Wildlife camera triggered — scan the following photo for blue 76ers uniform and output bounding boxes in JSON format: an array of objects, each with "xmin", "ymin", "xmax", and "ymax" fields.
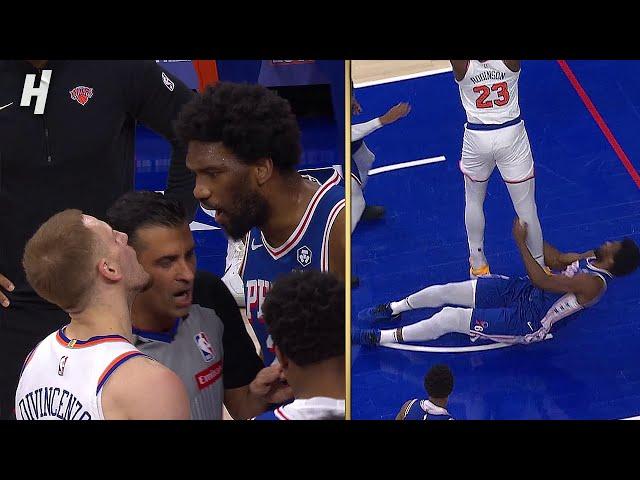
[
  {"xmin": 470, "ymin": 258, "xmax": 611, "ymax": 344},
  {"xmin": 240, "ymin": 167, "xmax": 345, "ymax": 365},
  {"xmin": 401, "ymin": 399, "xmax": 454, "ymax": 420}
]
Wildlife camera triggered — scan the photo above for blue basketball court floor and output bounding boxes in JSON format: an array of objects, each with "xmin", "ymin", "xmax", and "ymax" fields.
[{"xmin": 351, "ymin": 60, "xmax": 640, "ymax": 420}]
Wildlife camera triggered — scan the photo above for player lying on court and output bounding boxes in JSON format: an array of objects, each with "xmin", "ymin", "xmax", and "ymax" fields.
[{"xmin": 354, "ymin": 219, "xmax": 640, "ymax": 347}]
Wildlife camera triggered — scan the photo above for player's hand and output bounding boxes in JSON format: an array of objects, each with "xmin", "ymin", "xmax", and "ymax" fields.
[
  {"xmin": 512, "ymin": 218, "xmax": 528, "ymax": 244},
  {"xmin": 352, "ymin": 95, "xmax": 362, "ymax": 115},
  {"xmin": 380, "ymin": 102, "xmax": 411, "ymax": 125},
  {"xmin": 0, "ymin": 273, "xmax": 14, "ymax": 308},
  {"xmin": 249, "ymin": 365, "xmax": 294, "ymax": 405}
]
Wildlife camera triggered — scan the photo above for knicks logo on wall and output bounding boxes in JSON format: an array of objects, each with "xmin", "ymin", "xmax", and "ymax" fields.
[
  {"xmin": 297, "ymin": 246, "xmax": 312, "ymax": 267},
  {"xmin": 69, "ymin": 86, "xmax": 94, "ymax": 106},
  {"xmin": 194, "ymin": 332, "xmax": 216, "ymax": 363}
]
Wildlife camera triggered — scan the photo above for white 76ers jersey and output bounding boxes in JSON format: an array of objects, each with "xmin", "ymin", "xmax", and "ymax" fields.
[
  {"xmin": 457, "ymin": 60, "xmax": 521, "ymax": 124},
  {"xmin": 15, "ymin": 328, "xmax": 146, "ymax": 420}
]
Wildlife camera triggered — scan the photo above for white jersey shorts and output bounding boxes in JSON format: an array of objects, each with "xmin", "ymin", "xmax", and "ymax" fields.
[{"xmin": 460, "ymin": 120, "xmax": 534, "ymax": 183}]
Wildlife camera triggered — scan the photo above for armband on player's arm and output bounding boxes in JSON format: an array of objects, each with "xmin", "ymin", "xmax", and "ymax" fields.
[{"xmin": 351, "ymin": 118, "xmax": 383, "ymax": 142}]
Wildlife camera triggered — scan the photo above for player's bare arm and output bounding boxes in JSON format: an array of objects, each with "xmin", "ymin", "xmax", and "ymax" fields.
[
  {"xmin": 379, "ymin": 103, "xmax": 412, "ymax": 125},
  {"xmin": 503, "ymin": 60, "xmax": 521, "ymax": 72},
  {"xmin": 513, "ymin": 219, "xmax": 603, "ymax": 303},
  {"xmin": 101, "ymin": 356, "xmax": 191, "ymax": 420},
  {"xmin": 450, "ymin": 60, "xmax": 470, "ymax": 81},
  {"xmin": 329, "ymin": 209, "xmax": 346, "ymax": 281},
  {"xmin": 543, "ymin": 242, "xmax": 592, "ymax": 271}
]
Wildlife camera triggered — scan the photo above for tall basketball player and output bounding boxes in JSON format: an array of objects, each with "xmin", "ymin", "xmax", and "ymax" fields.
[
  {"xmin": 175, "ymin": 82, "xmax": 345, "ymax": 366},
  {"xmin": 16, "ymin": 210, "xmax": 190, "ymax": 420},
  {"xmin": 451, "ymin": 60, "xmax": 546, "ymax": 277}
]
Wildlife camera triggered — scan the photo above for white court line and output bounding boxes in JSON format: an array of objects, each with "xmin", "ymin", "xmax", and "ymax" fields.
[
  {"xmin": 381, "ymin": 334, "xmax": 553, "ymax": 353},
  {"xmin": 368, "ymin": 156, "xmax": 446, "ymax": 176},
  {"xmin": 354, "ymin": 66, "xmax": 453, "ymax": 89},
  {"xmin": 621, "ymin": 415, "xmax": 640, "ymax": 420}
]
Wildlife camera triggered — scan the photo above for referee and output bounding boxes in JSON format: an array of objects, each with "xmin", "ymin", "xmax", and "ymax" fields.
[{"xmin": 0, "ymin": 60, "xmax": 197, "ymax": 419}]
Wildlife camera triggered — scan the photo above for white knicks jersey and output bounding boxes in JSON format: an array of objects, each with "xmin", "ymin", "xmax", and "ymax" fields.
[
  {"xmin": 457, "ymin": 60, "xmax": 521, "ymax": 124},
  {"xmin": 15, "ymin": 328, "xmax": 147, "ymax": 420}
]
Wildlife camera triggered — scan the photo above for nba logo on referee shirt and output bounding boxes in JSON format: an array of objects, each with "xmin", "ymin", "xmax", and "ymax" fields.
[{"xmin": 194, "ymin": 332, "xmax": 215, "ymax": 362}]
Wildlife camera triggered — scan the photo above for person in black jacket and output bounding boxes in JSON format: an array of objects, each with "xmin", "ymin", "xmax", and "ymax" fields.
[{"xmin": 0, "ymin": 60, "xmax": 197, "ymax": 419}]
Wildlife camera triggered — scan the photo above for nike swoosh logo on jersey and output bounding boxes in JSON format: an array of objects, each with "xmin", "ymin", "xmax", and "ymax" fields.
[
  {"xmin": 0, "ymin": 102, "xmax": 14, "ymax": 111},
  {"xmin": 251, "ymin": 239, "xmax": 263, "ymax": 251},
  {"xmin": 527, "ymin": 322, "xmax": 534, "ymax": 332}
]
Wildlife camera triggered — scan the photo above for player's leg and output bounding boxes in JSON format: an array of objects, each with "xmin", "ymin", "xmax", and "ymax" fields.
[
  {"xmin": 465, "ymin": 176, "xmax": 490, "ymax": 273},
  {"xmin": 460, "ymin": 128, "xmax": 496, "ymax": 276},
  {"xmin": 353, "ymin": 307, "xmax": 473, "ymax": 345},
  {"xmin": 351, "ymin": 176, "xmax": 365, "ymax": 233},
  {"xmin": 496, "ymin": 123, "xmax": 545, "ymax": 268},
  {"xmin": 391, "ymin": 279, "xmax": 476, "ymax": 314},
  {"xmin": 358, "ymin": 280, "xmax": 476, "ymax": 322}
]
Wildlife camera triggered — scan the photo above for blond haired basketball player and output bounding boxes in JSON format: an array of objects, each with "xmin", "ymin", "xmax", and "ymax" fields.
[
  {"xmin": 451, "ymin": 60, "xmax": 546, "ymax": 277},
  {"xmin": 15, "ymin": 210, "xmax": 190, "ymax": 420}
]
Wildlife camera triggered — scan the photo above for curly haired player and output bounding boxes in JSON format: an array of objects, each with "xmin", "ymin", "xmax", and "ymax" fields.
[
  {"xmin": 253, "ymin": 270, "xmax": 345, "ymax": 420},
  {"xmin": 176, "ymin": 82, "xmax": 345, "ymax": 366},
  {"xmin": 396, "ymin": 365, "xmax": 455, "ymax": 420}
]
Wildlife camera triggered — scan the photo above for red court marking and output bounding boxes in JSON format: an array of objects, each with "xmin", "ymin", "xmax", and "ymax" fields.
[{"xmin": 557, "ymin": 59, "xmax": 640, "ymax": 189}]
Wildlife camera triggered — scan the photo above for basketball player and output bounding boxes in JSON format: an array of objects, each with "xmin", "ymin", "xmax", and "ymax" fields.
[
  {"xmin": 175, "ymin": 82, "xmax": 346, "ymax": 366},
  {"xmin": 0, "ymin": 59, "xmax": 197, "ymax": 419},
  {"xmin": 16, "ymin": 210, "xmax": 190, "ymax": 420},
  {"xmin": 106, "ymin": 191, "xmax": 293, "ymax": 419},
  {"xmin": 451, "ymin": 60, "xmax": 546, "ymax": 277},
  {"xmin": 253, "ymin": 270, "xmax": 345, "ymax": 420},
  {"xmin": 351, "ymin": 101, "xmax": 412, "ymax": 230},
  {"xmin": 354, "ymin": 218, "xmax": 640, "ymax": 346},
  {"xmin": 396, "ymin": 364, "xmax": 454, "ymax": 420}
]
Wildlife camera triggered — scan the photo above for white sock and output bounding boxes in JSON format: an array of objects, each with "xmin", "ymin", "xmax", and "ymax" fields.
[
  {"xmin": 383, "ymin": 307, "xmax": 473, "ymax": 343},
  {"xmin": 380, "ymin": 330, "xmax": 398, "ymax": 344},
  {"xmin": 390, "ymin": 281, "xmax": 476, "ymax": 315},
  {"xmin": 464, "ymin": 176, "xmax": 489, "ymax": 269},
  {"xmin": 506, "ymin": 179, "xmax": 545, "ymax": 267}
]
